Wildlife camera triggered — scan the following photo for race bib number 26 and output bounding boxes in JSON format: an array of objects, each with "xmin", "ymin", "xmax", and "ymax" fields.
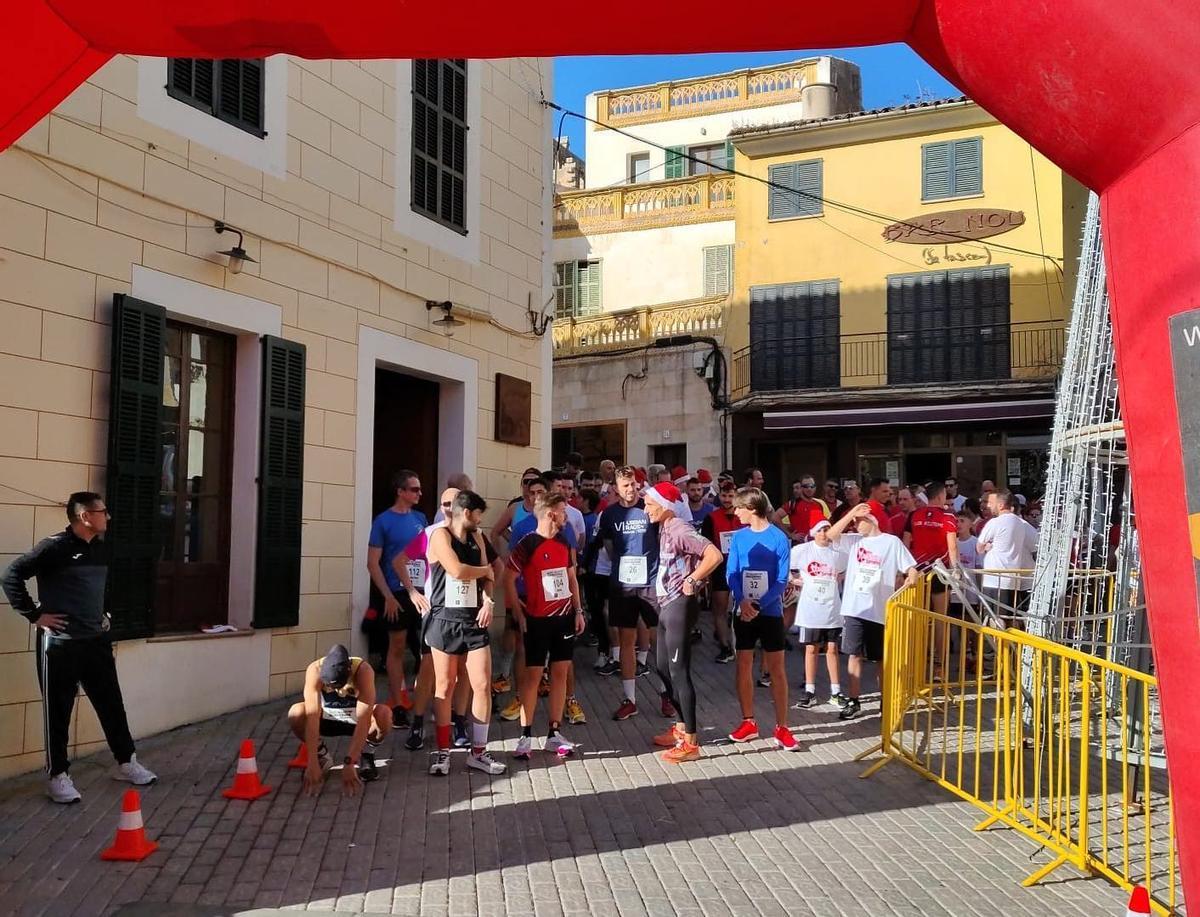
[{"xmin": 618, "ymin": 556, "xmax": 648, "ymax": 586}]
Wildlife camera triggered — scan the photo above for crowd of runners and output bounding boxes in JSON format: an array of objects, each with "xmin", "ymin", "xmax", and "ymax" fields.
[{"xmin": 287, "ymin": 459, "xmax": 1038, "ymax": 793}]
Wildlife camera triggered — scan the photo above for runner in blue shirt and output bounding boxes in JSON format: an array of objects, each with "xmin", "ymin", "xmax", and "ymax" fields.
[
  {"xmin": 366, "ymin": 470, "xmax": 429, "ymax": 724},
  {"xmin": 724, "ymin": 487, "xmax": 800, "ymax": 751}
]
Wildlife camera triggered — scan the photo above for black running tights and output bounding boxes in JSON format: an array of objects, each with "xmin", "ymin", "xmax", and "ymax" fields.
[{"xmin": 656, "ymin": 595, "xmax": 699, "ymax": 735}]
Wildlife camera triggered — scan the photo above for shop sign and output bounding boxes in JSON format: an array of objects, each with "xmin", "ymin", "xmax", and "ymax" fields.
[{"xmin": 882, "ymin": 209, "xmax": 1026, "ymax": 244}]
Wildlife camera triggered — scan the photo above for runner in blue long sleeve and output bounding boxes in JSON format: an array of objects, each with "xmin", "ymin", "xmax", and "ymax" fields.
[{"xmin": 724, "ymin": 488, "xmax": 800, "ymax": 751}]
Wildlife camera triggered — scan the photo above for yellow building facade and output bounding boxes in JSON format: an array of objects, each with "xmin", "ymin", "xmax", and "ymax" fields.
[{"xmin": 728, "ymin": 98, "xmax": 1086, "ymax": 495}]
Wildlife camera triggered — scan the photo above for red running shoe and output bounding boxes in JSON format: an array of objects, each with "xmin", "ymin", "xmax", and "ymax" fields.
[
  {"xmin": 773, "ymin": 725, "xmax": 800, "ymax": 752},
  {"xmin": 660, "ymin": 693, "xmax": 677, "ymax": 719},
  {"xmin": 612, "ymin": 699, "xmax": 638, "ymax": 721},
  {"xmin": 729, "ymin": 719, "xmax": 759, "ymax": 743}
]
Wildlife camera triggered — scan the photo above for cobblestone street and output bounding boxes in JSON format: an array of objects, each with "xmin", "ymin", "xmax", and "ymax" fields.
[{"xmin": 0, "ymin": 634, "xmax": 1129, "ymax": 916}]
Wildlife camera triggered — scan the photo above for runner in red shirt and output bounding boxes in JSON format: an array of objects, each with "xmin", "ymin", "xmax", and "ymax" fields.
[
  {"xmin": 503, "ymin": 492, "xmax": 585, "ymax": 760},
  {"xmin": 700, "ymin": 482, "xmax": 746, "ymax": 663},
  {"xmin": 902, "ymin": 480, "xmax": 958, "ymax": 675},
  {"xmin": 776, "ymin": 476, "xmax": 828, "ymax": 543}
]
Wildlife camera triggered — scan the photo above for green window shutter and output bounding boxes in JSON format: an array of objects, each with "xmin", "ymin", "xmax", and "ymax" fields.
[
  {"xmin": 922, "ymin": 141, "xmax": 953, "ymax": 200},
  {"xmin": 703, "ymin": 245, "xmax": 732, "ymax": 296},
  {"xmin": 794, "ymin": 159, "xmax": 823, "ymax": 216},
  {"xmin": 554, "ymin": 261, "xmax": 577, "ymax": 319},
  {"xmin": 952, "ymin": 137, "xmax": 983, "ymax": 196},
  {"xmin": 722, "ymin": 139, "xmax": 735, "ymax": 172},
  {"xmin": 578, "ymin": 261, "xmax": 602, "ymax": 315},
  {"xmin": 768, "ymin": 162, "xmax": 798, "ymax": 219},
  {"xmin": 253, "ymin": 336, "xmax": 306, "ymax": 629},
  {"xmin": 104, "ymin": 294, "xmax": 166, "ymax": 640},
  {"xmin": 664, "ymin": 145, "xmax": 686, "ymax": 180}
]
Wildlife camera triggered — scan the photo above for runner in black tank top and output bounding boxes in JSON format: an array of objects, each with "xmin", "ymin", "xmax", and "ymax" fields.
[{"xmin": 425, "ymin": 490, "xmax": 506, "ymax": 777}]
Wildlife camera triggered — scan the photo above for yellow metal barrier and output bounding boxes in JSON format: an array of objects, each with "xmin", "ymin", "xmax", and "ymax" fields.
[{"xmin": 863, "ymin": 586, "xmax": 1181, "ymax": 914}]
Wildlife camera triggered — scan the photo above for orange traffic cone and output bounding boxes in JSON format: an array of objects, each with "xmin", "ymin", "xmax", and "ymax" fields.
[
  {"xmin": 287, "ymin": 742, "xmax": 308, "ymax": 769},
  {"xmin": 1126, "ymin": 886, "xmax": 1151, "ymax": 916},
  {"xmin": 222, "ymin": 739, "xmax": 271, "ymax": 800},
  {"xmin": 100, "ymin": 789, "xmax": 158, "ymax": 861}
]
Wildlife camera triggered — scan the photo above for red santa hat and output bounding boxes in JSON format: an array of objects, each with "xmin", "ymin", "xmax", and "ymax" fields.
[
  {"xmin": 634, "ymin": 467, "xmax": 647, "ymax": 484},
  {"xmin": 644, "ymin": 482, "xmax": 683, "ymax": 512},
  {"xmin": 696, "ymin": 469, "xmax": 713, "ymax": 484}
]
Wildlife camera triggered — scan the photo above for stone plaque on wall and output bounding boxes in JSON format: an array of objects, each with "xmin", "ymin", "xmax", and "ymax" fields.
[{"xmin": 495, "ymin": 373, "xmax": 531, "ymax": 446}]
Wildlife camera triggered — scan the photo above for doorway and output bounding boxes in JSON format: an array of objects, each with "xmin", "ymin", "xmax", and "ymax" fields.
[
  {"xmin": 953, "ymin": 451, "xmax": 1001, "ymax": 500},
  {"xmin": 651, "ymin": 443, "xmax": 687, "ymax": 472},
  {"xmin": 373, "ymin": 367, "xmax": 439, "ymax": 520},
  {"xmin": 905, "ymin": 452, "xmax": 952, "ymax": 489}
]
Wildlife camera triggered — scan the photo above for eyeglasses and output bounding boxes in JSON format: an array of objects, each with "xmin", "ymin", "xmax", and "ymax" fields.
[
  {"xmin": 800, "ymin": 483, "xmax": 815, "ymax": 489},
  {"xmin": 84, "ymin": 508, "xmax": 111, "ymax": 517}
]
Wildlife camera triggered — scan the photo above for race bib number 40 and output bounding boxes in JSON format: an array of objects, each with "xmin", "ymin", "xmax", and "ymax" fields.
[
  {"xmin": 541, "ymin": 567, "xmax": 569, "ymax": 601},
  {"xmin": 742, "ymin": 570, "xmax": 768, "ymax": 601},
  {"xmin": 618, "ymin": 555, "xmax": 648, "ymax": 586},
  {"xmin": 445, "ymin": 575, "xmax": 475, "ymax": 608},
  {"xmin": 803, "ymin": 578, "xmax": 835, "ymax": 604}
]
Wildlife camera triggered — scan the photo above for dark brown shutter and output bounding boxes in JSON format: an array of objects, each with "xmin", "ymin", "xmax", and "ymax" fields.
[
  {"xmin": 105, "ymin": 295, "xmax": 166, "ymax": 639},
  {"xmin": 253, "ymin": 336, "xmax": 305, "ymax": 628}
]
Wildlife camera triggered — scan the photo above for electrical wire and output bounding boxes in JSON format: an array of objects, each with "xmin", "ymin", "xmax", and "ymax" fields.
[{"xmin": 543, "ymin": 98, "xmax": 1065, "ymax": 266}]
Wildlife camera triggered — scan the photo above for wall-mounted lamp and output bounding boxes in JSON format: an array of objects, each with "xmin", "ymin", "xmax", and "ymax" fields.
[
  {"xmin": 214, "ymin": 221, "xmax": 257, "ymax": 274},
  {"xmin": 426, "ymin": 300, "xmax": 465, "ymax": 336}
]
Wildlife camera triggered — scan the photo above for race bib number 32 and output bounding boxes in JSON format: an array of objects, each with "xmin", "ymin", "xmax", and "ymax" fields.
[{"xmin": 742, "ymin": 570, "xmax": 768, "ymax": 601}]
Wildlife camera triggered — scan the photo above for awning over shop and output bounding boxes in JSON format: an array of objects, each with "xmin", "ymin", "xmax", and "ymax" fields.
[{"xmin": 762, "ymin": 398, "xmax": 1055, "ymax": 430}]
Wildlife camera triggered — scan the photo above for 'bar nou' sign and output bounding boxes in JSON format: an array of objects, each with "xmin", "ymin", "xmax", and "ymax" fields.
[{"xmin": 882, "ymin": 209, "xmax": 1025, "ymax": 244}]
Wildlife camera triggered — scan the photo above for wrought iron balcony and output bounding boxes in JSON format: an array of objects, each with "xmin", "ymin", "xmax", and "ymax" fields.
[
  {"xmin": 730, "ymin": 319, "xmax": 1065, "ymax": 400},
  {"xmin": 553, "ymin": 298, "xmax": 725, "ymax": 357}
]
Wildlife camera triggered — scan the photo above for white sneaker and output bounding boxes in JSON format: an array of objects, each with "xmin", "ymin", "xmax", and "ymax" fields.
[
  {"xmin": 47, "ymin": 772, "xmax": 81, "ymax": 804},
  {"xmin": 466, "ymin": 751, "xmax": 506, "ymax": 775},
  {"xmin": 115, "ymin": 754, "xmax": 157, "ymax": 786},
  {"xmin": 428, "ymin": 749, "xmax": 451, "ymax": 776},
  {"xmin": 513, "ymin": 735, "xmax": 533, "ymax": 760},
  {"xmin": 544, "ymin": 733, "xmax": 577, "ymax": 758}
]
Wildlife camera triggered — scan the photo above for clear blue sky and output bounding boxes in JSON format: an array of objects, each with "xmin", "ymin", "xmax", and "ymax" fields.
[{"xmin": 553, "ymin": 45, "xmax": 960, "ymax": 155}]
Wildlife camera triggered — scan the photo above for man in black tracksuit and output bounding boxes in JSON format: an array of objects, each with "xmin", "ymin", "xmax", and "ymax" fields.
[{"xmin": 1, "ymin": 491, "xmax": 156, "ymax": 803}]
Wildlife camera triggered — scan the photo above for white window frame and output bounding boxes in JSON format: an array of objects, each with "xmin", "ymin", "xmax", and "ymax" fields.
[
  {"xmin": 703, "ymin": 244, "xmax": 734, "ymax": 297},
  {"xmin": 628, "ymin": 151, "xmax": 651, "ymax": 184},
  {"xmin": 137, "ymin": 56, "xmax": 288, "ymax": 178},
  {"xmin": 395, "ymin": 60, "xmax": 483, "ymax": 265}
]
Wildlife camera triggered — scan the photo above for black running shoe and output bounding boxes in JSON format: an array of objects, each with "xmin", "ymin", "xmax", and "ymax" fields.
[
  {"xmin": 756, "ymin": 672, "xmax": 772, "ymax": 688},
  {"xmin": 598, "ymin": 659, "xmax": 621, "ymax": 677},
  {"xmin": 453, "ymin": 719, "xmax": 470, "ymax": 748},
  {"xmin": 796, "ymin": 690, "xmax": 816, "ymax": 708},
  {"xmin": 689, "ymin": 627, "xmax": 702, "ymax": 645},
  {"xmin": 404, "ymin": 726, "xmax": 424, "ymax": 751},
  {"xmin": 838, "ymin": 698, "xmax": 862, "ymax": 720},
  {"xmin": 357, "ymin": 752, "xmax": 379, "ymax": 782},
  {"xmin": 715, "ymin": 646, "xmax": 735, "ymax": 664},
  {"xmin": 635, "ymin": 662, "xmax": 651, "ymax": 678},
  {"xmin": 391, "ymin": 705, "xmax": 410, "ymax": 729}
]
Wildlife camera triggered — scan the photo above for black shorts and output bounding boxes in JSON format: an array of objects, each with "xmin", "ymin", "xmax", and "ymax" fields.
[
  {"xmin": 319, "ymin": 715, "xmax": 357, "ymax": 738},
  {"xmin": 425, "ymin": 610, "xmax": 490, "ymax": 656},
  {"xmin": 383, "ymin": 589, "xmax": 419, "ymax": 633},
  {"xmin": 523, "ymin": 615, "xmax": 576, "ymax": 668},
  {"xmin": 709, "ymin": 562, "xmax": 730, "ymax": 593},
  {"xmin": 608, "ymin": 590, "xmax": 658, "ymax": 629},
  {"xmin": 841, "ymin": 616, "xmax": 884, "ymax": 662},
  {"xmin": 416, "ymin": 610, "xmax": 432, "ymax": 655},
  {"xmin": 797, "ymin": 626, "xmax": 842, "ymax": 647},
  {"xmin": 733, "ymin": 612, "xmax": 787, "ymax": 652}
]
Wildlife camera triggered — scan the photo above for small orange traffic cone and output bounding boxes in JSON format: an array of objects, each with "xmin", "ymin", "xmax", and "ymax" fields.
[
  {"xmin": 1126, "ymin": 886, "xmax": 1151, "ymax": 916},
  {"xmin": 287, "ymin": 742, "xmax": 308, "ymax": 769},
  {"xmin": 100, "ymin": 789, "xmax": 158, "ymax": 861},
  {"xmin": 222, "ymin": 739, "xmax": 271, "ymax": 800}
]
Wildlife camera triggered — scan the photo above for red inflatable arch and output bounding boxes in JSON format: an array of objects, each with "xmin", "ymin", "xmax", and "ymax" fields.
[{"xmin": 4, "ymin": 0, "xmax": 1200, "ymax": 899}]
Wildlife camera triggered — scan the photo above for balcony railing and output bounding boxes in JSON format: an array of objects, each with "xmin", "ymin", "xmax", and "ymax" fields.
[
  {"xmin": 594, "ymin": 60, "xmax": 819, "ymax": 128},
  {"xmin": 730, "ymin": 320, "xmax": 1065, "ymax": 400},
  {"xmin": 553, "ymin": 298, "xmax": 725, "ymax": 357},
  {"xmin": 553, "ymin": 174, "xmax": 735, "ymax": 237}
]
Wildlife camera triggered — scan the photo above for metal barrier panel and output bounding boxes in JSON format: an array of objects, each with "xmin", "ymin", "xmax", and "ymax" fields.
[{"xmin": 867, "ymin": 591, "xmax": 1181, "ymax": 915}]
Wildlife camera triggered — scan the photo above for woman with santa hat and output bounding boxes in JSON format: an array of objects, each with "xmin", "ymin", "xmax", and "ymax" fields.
[{"xmin": 641, "ymin": 482, "xmax": 723, "ymax": 763}]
